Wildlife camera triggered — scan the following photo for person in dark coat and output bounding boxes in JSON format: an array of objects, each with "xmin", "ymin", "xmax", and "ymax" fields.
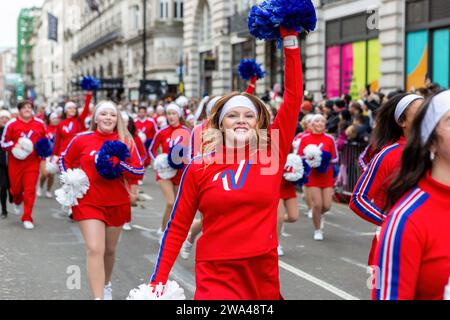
[{"xmin": 0, "ymin": 110, "xmax": 12, "ymax": 218}]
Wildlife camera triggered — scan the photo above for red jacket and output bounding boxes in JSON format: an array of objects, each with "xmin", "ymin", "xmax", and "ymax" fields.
[
  {"xmin": 0, "ymin": 117, "xmax": 46, "ymax": 169},
  {"xmin": 374, "ymin": 171, "xmax": 450, "ymax": 300},
  {"xmin": 149, "ymin": 124, "xmax": 191, "ymax": 160},
  {"xmin": 135, "ymin": 117, "xmax": 158, "ymax": 141},
  {"xmin": 350, "ymin": 137, "xmax": 406, "ymax": 226},
  {"xmin": 60, "ymin": 130, "xmax": 144, "ymax": 206},
  {"xmin": 151, "ymin": 46, "xmax": 303, "ymax": 285}
]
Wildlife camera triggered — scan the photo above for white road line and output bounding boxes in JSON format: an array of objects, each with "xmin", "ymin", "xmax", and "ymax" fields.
[
  {"xmin": 132, "ymin": 224, "xmax": 157, "ymax": 233},
  {"xmin": 340, "ymin": 257, "xmax": 368, "ymax": 270},
  {"xmin": 324, "ymin": 221, "xmax": 375, "ymax": 236},
  {"xmin": 278, "ymin": 260, "xmax": 360, "ymax": 300}
]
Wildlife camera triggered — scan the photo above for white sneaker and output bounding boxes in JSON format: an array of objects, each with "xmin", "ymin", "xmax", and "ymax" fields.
[
  {"xmin": 103, "ymin": 282, "xmax": 112, "ymax": 300},
  {"xmin": 13, "ymin": 204, "xmax": 22, "ymax": 216},
  {"xmin": 36, "ymin": 186, "xmax": 42, "ymax": 197},
  {"xmin": 313, "ymin": 229, "xmax": 323, "ymax": 241},
  {"xmin": 180, "ymin": 240, "xmax": 193, "ymax": 260},
  {"xmin": 307, "ymin": 210, "xmax": 313, "ymax": 219},
  {"xmin": 45, "ymin": 191, "xmax": 53, "ymax": 198},
  {"xmin": 23, "ymin": 221, "xmax": 34, "ymax": 230},
  {"xmin": 157, "ymin": 228, "xmax": 164, "ymax": 235},
  {"xmin": 138, "ymin": 180, "xmax": 143, "ymax": 186},
  {"xmin": 277, "ymin": 245, "xmax": 285, "ymax": 256},
  {"xmin": 320, "ymin": 216, "xmax": 325, "ymax": 231},
  {"xmin": 158, "ymin": 234, "xmax": 163, "ymax": 245},
  {"xmin": 122, "ymin": 223, "xmax": 132, "ymax": 231}
]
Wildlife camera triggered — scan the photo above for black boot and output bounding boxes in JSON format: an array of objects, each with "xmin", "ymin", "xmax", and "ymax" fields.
[{"xmin": 1, "ymin": 208, "xmax": 7, "ymax": 219}]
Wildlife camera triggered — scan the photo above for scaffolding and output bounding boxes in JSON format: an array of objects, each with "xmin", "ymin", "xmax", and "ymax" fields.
[{"xmin": 16, "ymin": 7, "xmax": 41, "ymax": 75}]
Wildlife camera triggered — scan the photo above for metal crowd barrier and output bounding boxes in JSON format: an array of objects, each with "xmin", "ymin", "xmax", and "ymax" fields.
[{"xmin": 334, "ymin": 141, "xmax": 368, "ymax": 198}]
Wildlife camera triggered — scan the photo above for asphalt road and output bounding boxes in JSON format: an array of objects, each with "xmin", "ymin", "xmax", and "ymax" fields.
[{"xmin": 0, "ymin": 169, "xmax": 375, "ymax": 300}]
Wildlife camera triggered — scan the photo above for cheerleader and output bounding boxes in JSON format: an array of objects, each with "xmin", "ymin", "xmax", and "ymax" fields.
[
  {"xmin": 59, "ymin": 101, "xmax": 144, "ymax": 299},
  {"xmin": 298, "ymin": 114, "xmax": 338, "ymax": 240},
  {"xmin": 123, "ymin": 111, "xmax": 147, "ymax": 231},
  {"xmin": 131, "ymin": 26, "xmax": 304, "ymax": 299},
  {"xmin": 52, "ymin": 92, "xmax": 93, "ymax": 158},
  {"xmin": 149, "ymin": 104, "xmax": 191, "ymax": 235},
  {"xmin": 0, "ymin": 110, "xmax": 11, "ymax": 218},
  {"xmin": 374, "ymin": 90, "xmax": 450, "ymax": 300},
  {"xmin": 135, "ymin": 106, "xmax": 158, "ymax": 168},
  {"xmin": 180, "ymin": 96, "xmax": 222, "ymax": 259},
  {"xmin": 37, "ymin": 112, "xmax": 60, "ymax": 198},
  {"xmin": 154, "ymin": 105, "xmax": 167, "ymax": 130},
  {"xmin": 0, "ymin": 101, "xmax": 46, "ymax": 229},
  {"xmin": 349, "ymin": 93, "xmax": 423, "ymax": 264}
]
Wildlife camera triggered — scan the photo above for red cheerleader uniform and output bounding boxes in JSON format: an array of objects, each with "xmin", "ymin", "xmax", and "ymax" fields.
[
  {"xmin": 46, "ymin": 124, "xmax": 58, "ymax": 142},
  {"xmin": 150, "ymin": 44, "xmax": 303, "ymax": 299},
  {"xmin": 53, "ymin": 94, "xmax": 92, "ymax": 157},
  {"xmin": 149, "ymin": 124, "xmax": 191, "ymax": 186},
  {"xmin": 0, "ymin": 117, "xmax": 46, "ymax": 222},
  {"xmin": 298, "ymin": 133, "xmax": 338, "ymax": 188},
  {"xmin": 60, "ymin": 130, "xmax": 144, "ymax": 227},
  {"xmin": 128, "ymin": 134, "xmax": 147, "ymax": 186},
  {"xmin": 135, "ymin": 117, "xmax": 158, "ymax": 167},
  {"xmin": 373, "ymin": 172, "xmax": 450, "ymax": 300}
]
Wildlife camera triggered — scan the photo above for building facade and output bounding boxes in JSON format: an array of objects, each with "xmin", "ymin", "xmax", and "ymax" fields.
[{"xmin": 0, "ymin": 48, "xmax": 18, "ymax": 107}]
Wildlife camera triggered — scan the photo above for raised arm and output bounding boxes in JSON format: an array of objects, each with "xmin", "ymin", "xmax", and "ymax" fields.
[
  {"xmin": 78, "ymin": 92, "xmax": 93, "ymax": 126},
  {"xmin": 271, "ymin": 28, "xmax": 303, "ymax": 162}
]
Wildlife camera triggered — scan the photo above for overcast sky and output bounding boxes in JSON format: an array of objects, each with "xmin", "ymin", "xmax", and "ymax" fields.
[{"xmin": 0, "ymin": 0, "xmax": 45, "ymax": 48}]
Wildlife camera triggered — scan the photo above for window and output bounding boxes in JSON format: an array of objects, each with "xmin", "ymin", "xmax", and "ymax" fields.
[
  {"xmin": 174, "ymin": 0, "xmax": 183, "ymax": 20},
  {"xmin": 131, "ymin": 5, "xmax": 140, "ymax": 30},
  {"xmin": 199, "ymin": 2, "xmax": 211, "ymax": 43},
  {"xmin": 160, "ymin": 0, "xmax": 168, "ymax": 19}
]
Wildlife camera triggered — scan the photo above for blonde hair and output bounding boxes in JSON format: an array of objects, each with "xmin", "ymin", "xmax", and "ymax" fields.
[
  {"xmin": 202, "ymin": 92, "xmax": 271, "ymax": 156},
  {"xmin": 89, "ymin": 100, "xmax": 133, "ymax": 148}
]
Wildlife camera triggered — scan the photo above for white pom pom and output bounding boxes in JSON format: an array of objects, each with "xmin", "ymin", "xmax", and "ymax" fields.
[
  {"xmin": 55, "ymin": 168, "xmax": 90, "ymax": 207},
  {"xmin": 153, "ymin": 153, "xmax": 177, "ymax": 180},
  {"xmin": 127, "ymin": 280, "xmax": 186, "ymax": 300},
  {"xmin": 138, "ymin": 131, "xmax": 147, "ymax": 144},
  {"xmin": 18, "ymin": 137, "xmax": 34, "ymax": 153},
  {"xmin": 45, "ymin": 157, "xmax": 60, "ymax": 174},
  {"xmin": 303, "ymin": 144, "xmax": 322, "ymax": 168},
  {"xmin": 11, "ymin": 147, "xmax": 31, "ymax": 160},
  {"xmin": 284, "ymin": 153, "xmax": 304, "ymax": 181}
]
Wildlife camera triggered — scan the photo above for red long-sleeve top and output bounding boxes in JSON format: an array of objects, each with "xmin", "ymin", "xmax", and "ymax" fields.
[
  {"xmin": 349, "ymin": 137, "xmax": 405, "ymax": 226},
  {"xmin": 151, "ymin": 45, "xmax": 303, "ymax": 285},
  {"xmin": 374, "ymin": 171, "xmax": 450, "ymax": 300},
  {"xmin": 0, "ymin": 117, "xmax": 47, "ymax": 169},
  {"xmin": 135, "ymin": 117, "xmax": 158, "ymax": 141},
  {"xmin": 148, "ymin": 124, "xmax": 191, "ymax": 160},
  {"xmin": 53, "ymin": 94, "xmax": 92, "ymax": 156},
  {"xmin": 59, "ymin": 130, "xmax": 144, "ymax": 206}
]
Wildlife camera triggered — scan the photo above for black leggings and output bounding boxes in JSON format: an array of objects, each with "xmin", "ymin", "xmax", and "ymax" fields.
[{"xmin": 0, "ymin": 186, "xmax": 7, "ymax": 212}]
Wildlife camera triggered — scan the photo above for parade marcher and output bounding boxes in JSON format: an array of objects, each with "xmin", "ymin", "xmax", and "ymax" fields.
[
  {"xmin": 0, "ymin": 101, "xmax": 47, "ymax": 229},
  {"xmin": 374, "ymin": 90, "xmax": 450, "ymax": 300},
  {"xmin": 37, "ymin": 112, "xmax": 60, "ymax": 198},
  {"xmin": 149, "ymin": 103, "xmax": 191, "ymax": 236},
  {"xmin": 154, "ymin": 105, "xmax": 167, "ymax": 130},
  {"xmin": 298, "ymin": 114, "xmax": 338, "ymax": 240},
  {"xmin": 0, "ymin": 110, "xmax": 12, "ymax": 218},
  {"xmin": 349, "ymin": 93, "xmax": 424, "ymax": 265},
  {"xmin": 128, "ymin": 15, "xmax": 307, "ymax": 299},
  {"xmin": 59, "ymin": 101, "xmax": 144, "ymax": 299},
  {"xmin": 123, "ymin": 111, "xmax": 147, "ymax": 231},
  {"xmin": 52, "ymin": 92, "xmax": 93, "ymax": 158},
  {"xmin": 135, "ymin": 106, "xmax": 158, "ymax": 168}
]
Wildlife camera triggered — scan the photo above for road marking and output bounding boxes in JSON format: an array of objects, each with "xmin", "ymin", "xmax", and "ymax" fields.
[
  {"xmin": 324, "ymin": 221, "xmax": 375, "ymax": 236},
  {"xmin": 340, "ymin": 257, "xmax": 368, "ymax": 270},
  {"xmin": 278, "ymin": 260, "xmax": 360, "ymax": 300}
]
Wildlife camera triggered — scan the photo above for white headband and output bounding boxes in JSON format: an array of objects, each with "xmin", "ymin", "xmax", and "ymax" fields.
[
  {"xmin": 218, "ymin": 95, "xmax": 258, "ymax": 124},
  {"xmin": 0, "ymin": 110, "xmax": 11, "ymax": 118},
  {"xmin": 303, "ymin": 114, "xmax": 315, "ymax": 124},
  {"xmin": 395, "ymin": 94, "xmax": 423, "ymax": 123},
  {"xmin": 49, "ymin": 112, "xmax": 58, "ymax": 120},
  {"xmin": 156, "ymin": 105, "xmax": 165, "ymax": 112},
  {"xmin": 206, "ymin": 96, "xmax": 222, "ymax": 117},
  {"xmin": 94, "ymin": 102, "xmax": 117, "ymax": 121},
  {"xmin": 421, "ymin": 90, "xmax": 450, "ymax": 145},
  {"xmin": 64, "ymin": 101, "xmax": 77, "ymax": 112},
  {"xmin": 166, "ymin": 103, "xmax": 183, "ymax": 117},
  {"xmin": 312, "ymin": 114, "xmax": 326, "ymax": 122}
]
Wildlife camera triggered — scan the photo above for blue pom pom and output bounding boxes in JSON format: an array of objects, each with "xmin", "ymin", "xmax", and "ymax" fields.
[
  {"xmin": 248, "ymin": 0, "xmax": 317, "ymax": 40},
  {"xmin": 80, "ymin": 76, "xmax": 100, "ymax": 91},
  {"xmin": 95, "ymin": 141, "xmax": 130, "ymax": 180},
  {"xmin": 296, "ymin": 159, "xmax": 311, "ymax": 186},
  {"xmin": 35, "ymin": 138, "xmax": 53, "ymax": 158},
  {"xmin": 168, "ymin": 144, "xmax": 187, "ymax": 170},
  {"xmin": 317, "ymin": 151, "xmax": 332, "ymax": 173},
  {"xmin": 238, "ymin": 59, "xmax": 266, "ymax": 80}
]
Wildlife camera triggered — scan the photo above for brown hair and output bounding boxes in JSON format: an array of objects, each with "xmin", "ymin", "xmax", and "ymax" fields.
[
  {"xmin": 202, "ymin": 92, "xmax": 271, "ymax": 156},
  {"xmin": 385, "ymin": 93, "xmax": 441, "ymax": 211},
  {"xmin": 17, "ymin": 100, "xmax": 33, "ymax": 110}
]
